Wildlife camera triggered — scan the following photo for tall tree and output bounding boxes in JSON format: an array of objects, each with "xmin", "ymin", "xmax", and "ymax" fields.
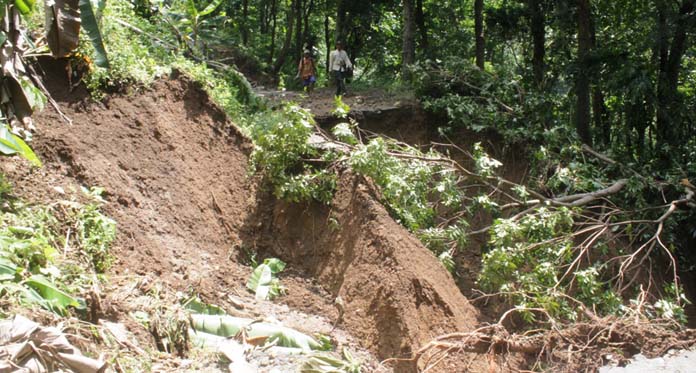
[
  {"xmin": 241, "ymin": 0, "xmax": 249, "ymax": 45},
  {"xmin": 575, "ymin": 0, "xmax": 592, "ymax": 145},
  {"xmin": 656, "ymin": 0, "xmax": 695, "ymax": 148},
  {"xmin": 336, "ymin": 0, "xmax": 347, "ymax": 43},
  {"xmin": 268, "ymin": 0, "xmax": 278, "ymax": 64},
  {"xmin": 273, "ymin": 0, "xmax": 297, "ymax": 73},
  {"xmin": 528, "ymin": 0, "xmax": 545, "ymax": 87},
  {"xmin": 414, "ymin": 0, "xmax": 429, "ymax": 58},
  {"xmin": 402, "ymin": 0, "xmax": 416, "ymax": 74},
  {"xmin": 474, "ymin": 0, "xmax": 485, "ymax": 69}
]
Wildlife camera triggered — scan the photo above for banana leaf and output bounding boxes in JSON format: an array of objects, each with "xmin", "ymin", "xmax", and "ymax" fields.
[
  {"xmin": 79, "ymin": 0, "xmax": 109, "ymax": 68},
  {"xmin": 0, "ymin": 126, "xmax": 42, "ymax": 167},
  {"xmin": 191, "ymin": 314, "xmax": 321, "ymax": 351},
  {"xmin": 0, "ymin": 259, "xmax": 18, "ymax": 281},
  {"xmin": 45, "ymin": 0, "xmax": 80, "ymax": 58},
  {"xmin": 183, "ymin": 296, "xmax": 226, "ymax": 315},
  {"xmin": 197, "ymin": 0, "xmax": 224, "ymax": 17},
  {"xmin": 24, "ymin": 274, "xmax": 82, "ymax": 315},
  {"xmin": 300, "ymin": 349, "xmax": 362, "ymax": 373},
  {"xmin": 247, "ymin": 258, "xmax": 286, "ymax": 300}
]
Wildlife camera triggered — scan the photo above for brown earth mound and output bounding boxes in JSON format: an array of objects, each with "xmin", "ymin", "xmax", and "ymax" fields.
[
  {"xmin": 245, "ymin": 175, "xmax": 496, "ymax": 371},
  {"xmin": 1, "ymin": 59, "xmax": 510, "ymax": 371}
]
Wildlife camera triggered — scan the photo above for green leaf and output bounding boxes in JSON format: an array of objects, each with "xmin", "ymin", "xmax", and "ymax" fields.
[
  {"xmin": 24, "ymin": 274, "xmax": 82, "ymax": 315},
  {"xmin": 0, "ymin": 126, "xmax": 42, "ymax": 167},
  {"xmin": 247, "ymin": 263, "xmax": 274, "ymax": 300},
  {"xmin": 183, "ymin": 296, "xmax": 227, "ymax": 315},
  {"xmin": 18, "ymin": 77, "xmax": 46, "ymax": 112},
  {"xmin": 332, "ymin": 123, "xmax": 358, "ymax": 145},
  {"xmin": 0, "ymin": 259, "xmax": 18, "ymax": 281},
  {"xmin": 263, "ymin": 258, "xmax": 286, "ymax": 274},
  {"xmin": 79, "ymin": 0, "xmax": 109, "ymax": 68},
  {"xmin": 191, "ymin": 314, "xmax": 321, "ymax": 351},
  {"xmin": 15, "ymin": 0, "xmax": 36, "ymax": 15},
  {"xmin": 247, "ymin": 259, "xmax": 286, "ymax": 300},
  {"xmin": 197, "ymin": 0, "xmax": 224, "ymax": 17}
]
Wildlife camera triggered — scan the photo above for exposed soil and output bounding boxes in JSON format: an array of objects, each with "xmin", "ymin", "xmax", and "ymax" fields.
[{"xmin": 0, "ymin": 59, "xmax": 522, "ymax": 371}]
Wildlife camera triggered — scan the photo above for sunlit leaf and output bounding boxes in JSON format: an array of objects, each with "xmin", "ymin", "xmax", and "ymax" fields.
[{"xmin": 79, "ymin": 0, "xmax": 109, "ymax": 68}]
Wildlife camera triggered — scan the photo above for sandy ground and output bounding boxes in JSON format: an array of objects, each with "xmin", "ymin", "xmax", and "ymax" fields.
[{"xmin": 600, "ymin": 348, "xmax": 696, "ymax": 373}]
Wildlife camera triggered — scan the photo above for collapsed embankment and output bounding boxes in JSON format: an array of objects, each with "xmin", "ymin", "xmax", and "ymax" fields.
[
  {"xmin": 245, "ymin": 174, "xmax": 491, "ymax": 371},
  {"xmin": 0, "ymin": 60, "xmax": 510, "ymax": 371}
]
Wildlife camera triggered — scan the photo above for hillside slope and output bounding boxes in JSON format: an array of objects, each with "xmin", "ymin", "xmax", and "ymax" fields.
[{"xmin": 2, "ymin": 60, "xmax": 502, "ymax": 371}]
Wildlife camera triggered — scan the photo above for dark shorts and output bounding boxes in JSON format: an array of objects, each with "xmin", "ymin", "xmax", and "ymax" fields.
[{"xmin": 302, "ymin": 75, "xmax": 316, "ymax": 86}]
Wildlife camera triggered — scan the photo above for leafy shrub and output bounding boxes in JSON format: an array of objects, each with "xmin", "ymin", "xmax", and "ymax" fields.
[
  {"xmin": 478, "ymin": 207, "xmax": 622, "ymax": 321},
  {"xmin": 249, "ymin": 104, "xmax": 337, "ymax": 203}
]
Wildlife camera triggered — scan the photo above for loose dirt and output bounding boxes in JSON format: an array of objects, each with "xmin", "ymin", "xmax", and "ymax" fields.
[{"xmin": 0, "ymin": 60, "xmax": 516, "ymax": 371}]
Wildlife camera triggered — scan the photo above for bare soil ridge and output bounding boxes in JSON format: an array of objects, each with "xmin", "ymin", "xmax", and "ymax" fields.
[{"xmin": 2, "ymin": 61, "xmax": 495, "ymax": 371}]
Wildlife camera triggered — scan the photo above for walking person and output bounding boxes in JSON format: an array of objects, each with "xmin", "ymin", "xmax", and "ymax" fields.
[
  {"xmin": 329, "ymin": 41, "xmax": 352, "ymax": 97},
  {"xmin": 297, "ymin": 50, "xmax": 317, "ymax": 95}
]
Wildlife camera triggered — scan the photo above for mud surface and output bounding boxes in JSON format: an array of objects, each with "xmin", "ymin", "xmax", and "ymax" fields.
[{"xmin": 0, "ymin": 61, "xmax": 509, "ymax": 371}]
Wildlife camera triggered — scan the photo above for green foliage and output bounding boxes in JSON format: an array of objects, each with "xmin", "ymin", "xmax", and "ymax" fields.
[
  {"xmin": 0, "ymin": 124, "xmax": 42, "ymax": 167},
  {"xmin": 78, "ymin": 0, "xmax": 109, "ymax": 68},
  {"xmin": 0, "ymin": 181, "xmax": 114, "ymax": 316},
  {"xmin": 75, "ymin": 188, "xmax": 116, "ymax": 273},
  {"xmin": 301, "ymin": 348, "xmax": 362, "ymax": 373},
  {"xmin": 478, "ymin": 207, "xmax": 621, "ymax": 321},
  {"xmin": 332, "ymin": 96, "xmax": 351, "ymax": 119},
  {"xmin": 250, "ymin": 104, "xmax": 337, "ymax": 204},
  {"xmin": 349, "ymin": 137, "xmax": 461, "ymax": 231},
  {"xmin": 332, "ymin": 122, "xmax": 358, "ymax": 145},
  {"xmin": 247, "ymin": 258, "xmax": 286, "ymax": 300},
  {"xmin": 81, "ymin": 0, "xmax": 173, "ymax": 93},
  {"xmin": 191, "ymin": 314, "xmax": 323, "ymax": 351}
]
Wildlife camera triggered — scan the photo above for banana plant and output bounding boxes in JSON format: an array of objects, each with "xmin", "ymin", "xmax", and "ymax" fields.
[
  {"xmin": 160, "ymin": 0, "xmax": 225, "ymax": 55},
  {"xmin": 0, "ymin": 0, "xmax": 108, "ymax": 166}
]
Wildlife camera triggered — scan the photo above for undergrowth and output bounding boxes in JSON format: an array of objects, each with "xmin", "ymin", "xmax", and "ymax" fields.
[{"xmin": 0, "ymin": 177, "xmax": 115, "ymax": 317}]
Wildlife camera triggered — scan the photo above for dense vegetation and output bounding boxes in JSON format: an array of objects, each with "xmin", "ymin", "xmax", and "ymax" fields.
[{"xmin": 0, "ymin": 0, "xmax": 695, "ymax": 369}]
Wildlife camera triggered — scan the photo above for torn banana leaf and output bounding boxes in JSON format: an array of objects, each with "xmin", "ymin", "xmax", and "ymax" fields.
[
  {"xmin": 300, "ymin": 349, "xmax": 362, "ymax": 373},
  {"xmin": 191, "ymin": 314, "xmax": 321, "ymax": 351},
  {"xmin": 247, "ymin": 258, "xmax": 286, "ymax": 300},
  {"xmin": 45, "ymin": 0, "xmax": 80, "ymax": 58}
]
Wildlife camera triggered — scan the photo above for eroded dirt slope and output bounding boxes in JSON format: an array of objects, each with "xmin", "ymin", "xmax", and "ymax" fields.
[
  {"xmin": 246, "ymin": 175, "xmax": 494, "ymax": 371},
  {"xmin": 1, "ymin": 60, "xmax": 506, "ymax": 371}
]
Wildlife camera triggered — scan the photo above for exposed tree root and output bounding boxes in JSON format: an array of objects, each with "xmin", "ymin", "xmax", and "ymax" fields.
[{"xmin": 391, "ymin": 311, "xmax": 696, "ymax": 372}]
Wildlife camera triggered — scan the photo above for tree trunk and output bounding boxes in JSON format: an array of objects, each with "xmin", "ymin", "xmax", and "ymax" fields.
[
  {"xmin": 590, "ymin": 11, "xmax": 609, "ymax": 146},
  {"xmin": 260, "ymin": 0, "xmax": 267, "ymax": 34},
  {"xmin": 402, "ymin": 0, "xmax": 416, "ymax": 74},
  {"xmin": 656, "ymin": 0, "xmax": 695, "ymax": 147},
  {"xmin": 575, "ymin": 0, "xmax": 592, "ymax": 145},
  {"xmin": 414, "ymin": 0, "xmax": 429, "ymax": 58},
  {"xmin": 336, "ymin": 0, "xmax": 347, "ymax": 43},
  {"xmin": 242, "ymin": 0, "xmax": 249, "ymax": 46},
  {"xmin": 324, "ymin": 11, "xmax": 330, "ymax": 74},
  {"xmin": 474, "ymin": 0, "xmax": 485, "ymax": 69},
  {"xmin": 273, "ymin": 0, "xmax": 296, "ymax": 74},
  {"xmin": 294, "ymin": 0, "xmax": 303, "ymax": 62},
  {"xmin": 528, "ymin": 0, "xmax": 545, "ymax": 87},
  {"xmin": 268, "ymin": 0, "xmax": 278, "ymax": 64}
]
